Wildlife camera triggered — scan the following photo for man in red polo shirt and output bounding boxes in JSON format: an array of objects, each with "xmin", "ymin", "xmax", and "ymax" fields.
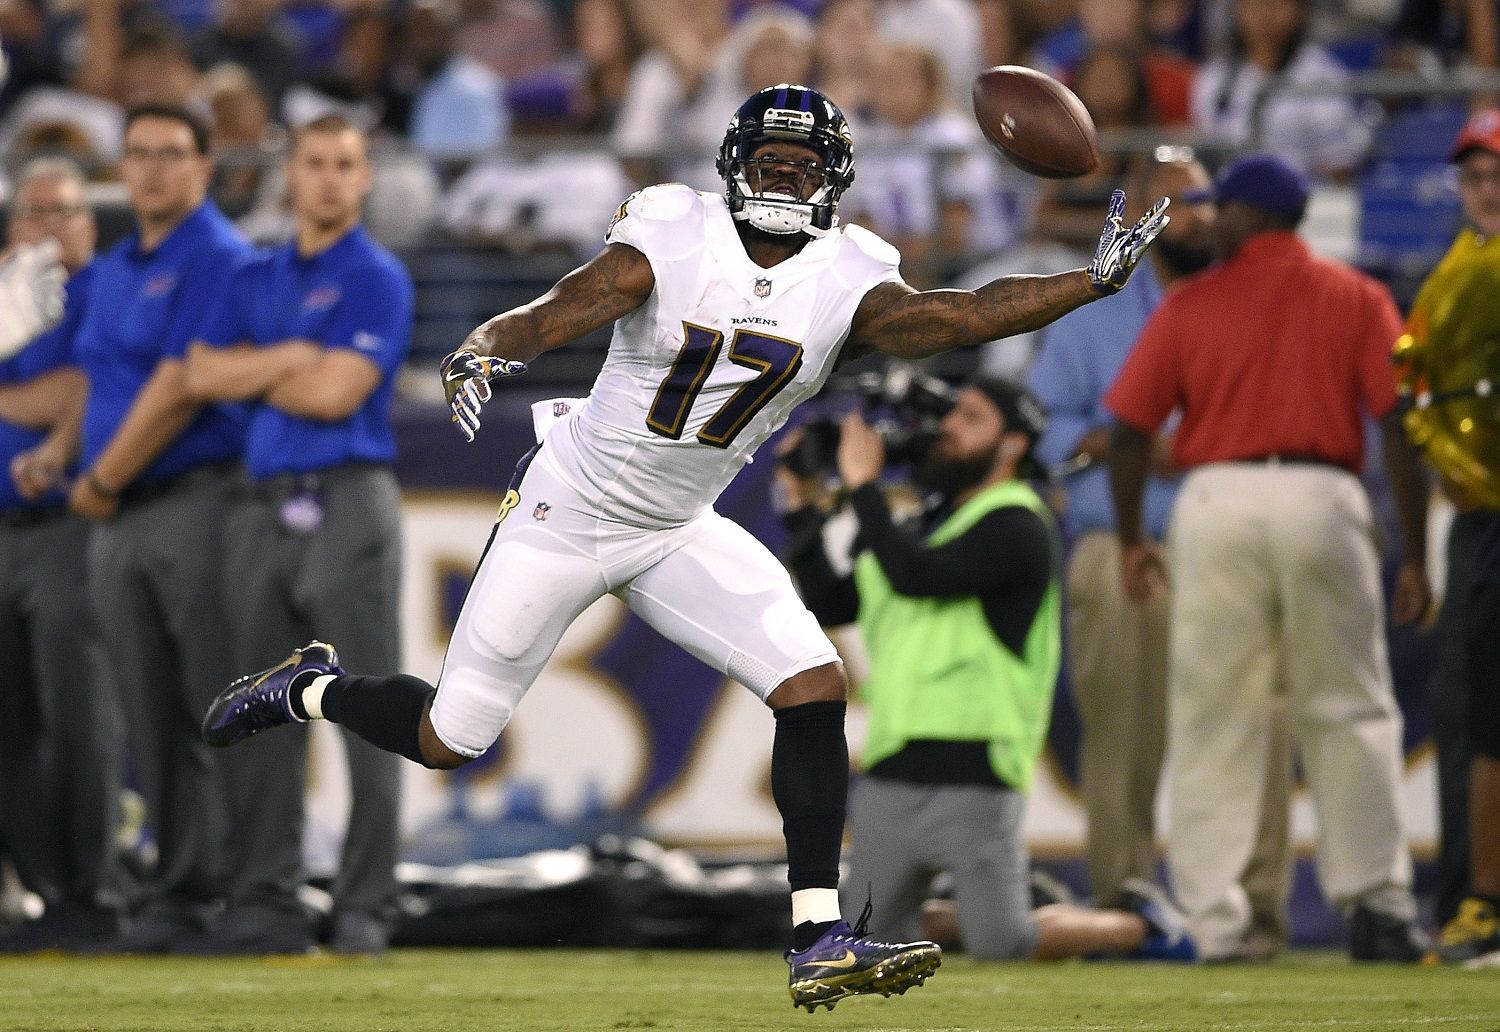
[{"xmin": 1104, "ymin": 153, "xmax": 1431, "ymax": 963}]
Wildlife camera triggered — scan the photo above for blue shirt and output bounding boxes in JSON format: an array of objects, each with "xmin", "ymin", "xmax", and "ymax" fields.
[
  {"xmin": 0, "ymin": 263, "xmax": 96, "ymax": 512},
  {"xmin": 200, "ymin": 225, "xmax": 413, "ymax": 480},
  {"xmin": 1027, "ymin": 262, "xmax": 1179, "ymax": 541},
  {"xmin": 74, "ymin": 202, "xmax": 251, "ymax": 484}
]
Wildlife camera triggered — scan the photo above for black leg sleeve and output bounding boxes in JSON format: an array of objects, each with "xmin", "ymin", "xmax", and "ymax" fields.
[
  {"xmin": 1466, "ymin": 513, "xmax": 1500, "ymax": 762},
  {"xmin": 772, "ymin": 700, "xmax": 849, "ymax": 891},
  {"xmin": 1465, "ymin": 578, "xmax": 1500, "ymax": 761},
  {"xmin": 319, "ymin": 674, "xmax": 436, "ymax": 767}
]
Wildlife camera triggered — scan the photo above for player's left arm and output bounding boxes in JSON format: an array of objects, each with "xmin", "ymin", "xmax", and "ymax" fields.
[
  {"xmin": 844, "ymin": 191, "xmax": 1169, "ymax": 362},
  {"xmin": 846, "ymin": 271, "xmax": 1098, "ymax": 361}
]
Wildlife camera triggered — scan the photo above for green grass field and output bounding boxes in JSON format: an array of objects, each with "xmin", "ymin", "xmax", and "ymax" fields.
[{"xmin": 1, "ymin": 950, "xmax": 1496, "ymax": 1032}]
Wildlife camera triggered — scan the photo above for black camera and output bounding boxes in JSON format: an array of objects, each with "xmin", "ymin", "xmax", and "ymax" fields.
[{"xmin": 779, "ymin": 364, "xmax": 957, "ymax": 478}]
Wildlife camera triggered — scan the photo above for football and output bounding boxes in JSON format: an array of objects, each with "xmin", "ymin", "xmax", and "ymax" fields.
[{"xmin": 971, "ymin": 65, "xmax": 1101, "ymax": 179}]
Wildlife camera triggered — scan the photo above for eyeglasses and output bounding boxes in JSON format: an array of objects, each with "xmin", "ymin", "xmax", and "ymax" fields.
[
  {"xmin": 12, "ymin": 202, "xmax": 88, "ymax": 219},
  {"xmin": 123, "ymin": 146, "xmax": 197, "ymax": 164}
]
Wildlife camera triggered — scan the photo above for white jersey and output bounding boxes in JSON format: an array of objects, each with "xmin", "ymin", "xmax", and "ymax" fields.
[{"xmin": 538, "ymin": 184, "xmax": 904, "ymax": 527}]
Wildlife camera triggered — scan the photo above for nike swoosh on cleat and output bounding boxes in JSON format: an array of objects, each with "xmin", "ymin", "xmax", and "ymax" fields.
[
  {"xmin": 818, "ymin": 949, "xmax": 859, "ymax": 969},
  {"xmin": 255, "ymin": 657, "xmax": 295, "ymax": 687}
]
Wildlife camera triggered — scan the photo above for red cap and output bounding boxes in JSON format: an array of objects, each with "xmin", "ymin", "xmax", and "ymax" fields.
[{"xmin": 1452, "ymin": 109, "xmax": 1500, "ymax": 162}]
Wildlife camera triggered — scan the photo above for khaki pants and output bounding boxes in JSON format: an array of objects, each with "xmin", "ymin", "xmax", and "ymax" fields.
[
  {"xmin": 1165, "ymin": 465, "xmax": 1414, "ymax": 959},
  {"xmin": 1068, "ymin": 531, "xmax": 1293, "ymax": 944}
]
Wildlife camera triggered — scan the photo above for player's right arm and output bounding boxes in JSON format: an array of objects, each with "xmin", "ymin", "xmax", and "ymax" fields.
[
  {"xmin": 442, "ymin": 241, "xmax": 655, "ymax": 441},
  {"xmin": 459, "ymin": 242, "xmax": 655, "ymax": 364}
]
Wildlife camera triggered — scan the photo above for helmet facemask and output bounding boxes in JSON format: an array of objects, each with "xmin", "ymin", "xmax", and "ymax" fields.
[{"xmin": 730, "ymin": 147, "xmax": 839, "ymax": 234}]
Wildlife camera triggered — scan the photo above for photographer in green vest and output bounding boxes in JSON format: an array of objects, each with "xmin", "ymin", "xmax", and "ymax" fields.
[{"xmin": 778, "ymin": 376, "xmax": 1193, "ymax": 961}]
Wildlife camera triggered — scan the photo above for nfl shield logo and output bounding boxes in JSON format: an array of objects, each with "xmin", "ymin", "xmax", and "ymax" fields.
[
  {"xmin": 754, "ymin": 277, "xmax": 772, "ymax": 298},
  {"xmin": 532, "ymin": 501, "xmax": 551, "ymax": 521},
  {"xmin": 552, "ymin": 401, "xmax": 571, "ymax": 417}
]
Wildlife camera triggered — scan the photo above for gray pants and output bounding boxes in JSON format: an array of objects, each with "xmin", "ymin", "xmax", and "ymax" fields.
[
  {"xmin": 0, "ymin": 513, "xmax": 122, "ymax": 909},
  {"xmin": 846, "ymin": 776, "xmax": 1038, "ymax": 960},
  {"xmin": 90, "ymin": 465, "xmax": 240, "ymax": 909},
  {"xmin": 219, "ymin": 464, "xmax": 402, "ymax": 920}
]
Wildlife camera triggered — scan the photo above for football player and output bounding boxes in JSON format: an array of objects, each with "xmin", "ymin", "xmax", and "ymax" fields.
[{"xmin": 204, "ymin": 84, "xmax": 1167, "ymax": 1008}]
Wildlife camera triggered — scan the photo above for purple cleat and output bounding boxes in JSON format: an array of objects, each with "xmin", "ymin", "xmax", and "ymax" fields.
[
  {"xmin": 201, "ymin": 641, "xmax": 342, "ymax": 747},
  {"xmin": 785, "ymin": 902, "xmax": 942, "ymax": 1012}
]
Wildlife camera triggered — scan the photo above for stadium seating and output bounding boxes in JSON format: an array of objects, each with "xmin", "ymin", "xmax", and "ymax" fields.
[{"xmin": 1358, "ymin": 102, "xmax": 1467, "ymax": 307}]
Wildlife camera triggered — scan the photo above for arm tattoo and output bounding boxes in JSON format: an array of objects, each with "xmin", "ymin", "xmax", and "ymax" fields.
[
  {"xmin": 850, "ymin": 271, "xmax": 1096, "ymax": 361},
  {"xmin": 472, "ymin": 244, "xmax": 653, "ymax": 363}
]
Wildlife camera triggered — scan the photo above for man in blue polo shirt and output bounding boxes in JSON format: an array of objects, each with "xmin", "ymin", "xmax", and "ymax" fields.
[
  {"xmin": 1027, "ymin": 152, "xmax": 1294, "ymax": 958},
  {"xmin": 185, "ymin": 114, "xmax": 411, "ymax": 955},
  {"xmin": 68, "ymin": 104, "xmax": 251, "ymax": 953},
  {"xmin": 0, "ymin": 157, "xmax": 125, "ymax": 953}
]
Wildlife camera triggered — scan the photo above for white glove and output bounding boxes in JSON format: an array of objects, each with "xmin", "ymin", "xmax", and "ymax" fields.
[
  {"xmin": 440, "ymin": 347, "xmax": 528, "ymax": 442},
  {"xmin": 1087, "ymin": 190, "xmax": 1171, "ymax": 296},
  {"xmin": 0, "ymin": 239, "xmax": 67, "ymax": 361}
]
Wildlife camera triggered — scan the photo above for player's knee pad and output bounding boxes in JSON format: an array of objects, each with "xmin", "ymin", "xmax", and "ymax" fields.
[{"xmin": 429, "ymin": 671, "xmax": 516, "ymax": 760}]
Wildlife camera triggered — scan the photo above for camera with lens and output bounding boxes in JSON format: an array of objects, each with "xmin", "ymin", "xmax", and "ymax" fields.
[{"xmin": 778, "ymin": 363, "xmax": 957, "ymax": 478}]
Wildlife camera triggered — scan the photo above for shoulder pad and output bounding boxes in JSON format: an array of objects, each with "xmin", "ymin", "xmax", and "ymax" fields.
[
  {"xmin": 841, "ymin": 223, "xmax": 901, "ymax": 270},
  {"xmin": 617, "ymin": 183, "xmax": 701, "ymax": 225}
]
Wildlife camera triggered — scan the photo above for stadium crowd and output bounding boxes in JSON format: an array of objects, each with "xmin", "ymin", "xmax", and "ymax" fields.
[
  {"xmin": 0, "ymin": 0, "xmax": 1497, "ymax": 968},
  {"xmin": 0, "ymin": 0, "xmax": 1490, "ymax": 266}
]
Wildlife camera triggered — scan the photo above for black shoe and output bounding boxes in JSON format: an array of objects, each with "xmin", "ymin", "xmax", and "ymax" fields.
[
  {"xmin": 0, "ymin": 903, "xmax": 121, "ymax": 954},
  {"xmin": 173, "ymin": 903, "xmax": 315, "ymax": 956},
  {"xmin": 328, "ymin": 911, "xmax": 388, "ymax": 956},
  {"xmin": 1348, "ymin": 904, "xmax": 1429, "ymax": 962},
  {"xmin": 202, "ymin": 641, "xmax": 341, "ymax": 747},
  {"xmin": 104, "ymin": 900, "xmax": 202, "ymax": 954}
]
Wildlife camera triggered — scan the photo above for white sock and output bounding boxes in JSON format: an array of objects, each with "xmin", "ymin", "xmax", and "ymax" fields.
[
  {"xmin": 300, "ymin": 674, "xmax": 337, "ymax": 721},
  {"xmin": 791, "ymin": 888, "xmax": 841, "ymax": 927}
]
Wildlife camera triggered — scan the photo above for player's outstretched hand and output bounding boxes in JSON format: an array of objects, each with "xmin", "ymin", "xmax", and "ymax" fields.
[
  {"xmin": 1087, "ymin": 190, "xmax": 1171, "ymax": 296},
  {"xmin": 440, "ymin": 347, "xmax": 527, "ymax": 442},
  {"xmin": 0, "ymin": 239, "xmax": 67, "ymax": 361}
]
